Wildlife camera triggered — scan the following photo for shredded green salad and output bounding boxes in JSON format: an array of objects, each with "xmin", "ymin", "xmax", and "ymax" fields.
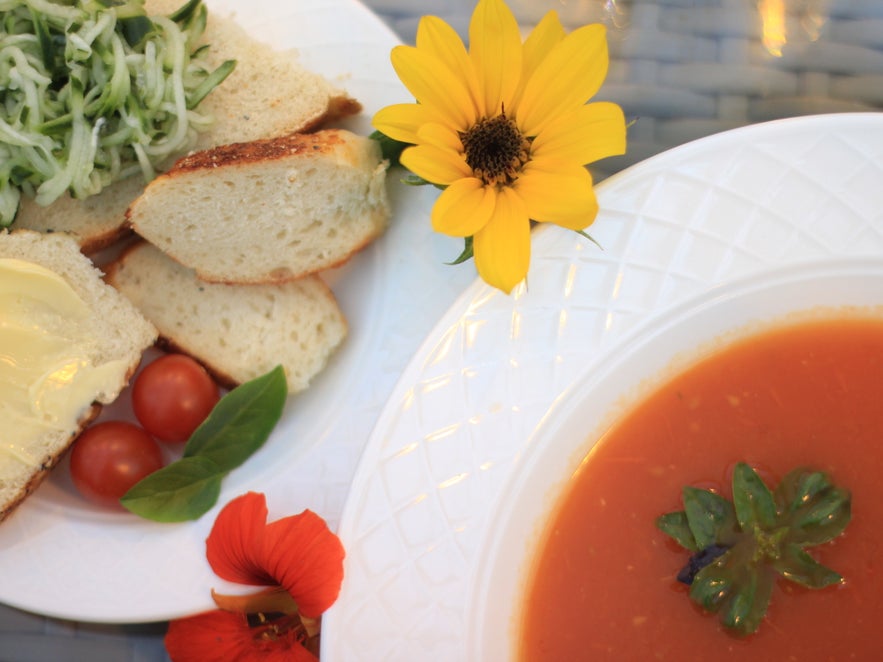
[{"xmin": 0, "ymin": 0, "xmax": 235, "ymax": 226}]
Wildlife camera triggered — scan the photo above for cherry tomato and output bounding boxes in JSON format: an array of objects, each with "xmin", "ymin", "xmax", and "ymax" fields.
[
  {"xmin": 70, "ymin": 421, "xmax": 164, "ymax": 508},
  {"xmin": 132, "ymin": 353, "xmax": 220, "ymax": 442}
]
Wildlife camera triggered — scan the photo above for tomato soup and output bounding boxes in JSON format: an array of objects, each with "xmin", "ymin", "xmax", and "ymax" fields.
[{"xmin": 519, "ymin": 317, "xmax": 883, "ymax": 661}]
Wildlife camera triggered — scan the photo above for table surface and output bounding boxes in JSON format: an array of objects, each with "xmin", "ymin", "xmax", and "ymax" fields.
[{"xmin": 4, "ymin": 1, "xmax": 883, "ymax": 660}]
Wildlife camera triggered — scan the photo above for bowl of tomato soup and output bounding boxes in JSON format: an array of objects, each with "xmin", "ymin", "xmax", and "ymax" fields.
[{"xmin": 467, "ymin": 258, "xmax": 883, "ymax": 661}]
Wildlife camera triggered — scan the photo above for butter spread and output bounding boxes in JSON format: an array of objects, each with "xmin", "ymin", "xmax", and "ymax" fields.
[{"xmin": 0, "ymin": 258, "xmax": 128, "ymax": 477}]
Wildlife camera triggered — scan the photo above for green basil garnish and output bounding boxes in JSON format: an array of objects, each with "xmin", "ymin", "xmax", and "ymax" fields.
[
  {"xmin": 657, "ymin": 462, "xmax": 851, "ymax": 636},
  {"xmin": 121, "ymin": 365, "xmax": 288, "ymax": 522}
]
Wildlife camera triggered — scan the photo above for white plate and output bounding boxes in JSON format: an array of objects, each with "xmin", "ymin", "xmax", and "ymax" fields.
[
  {"xmin": 469, "ymin": 257, "xmax": 883, "ymax": 660},
  {"xmin": 0, "ymin": 0, "xmax": 479, "ymax": 624},
  {"xmin": 324, "ymin": 113, "xmax": 883, "ymax": 661}
]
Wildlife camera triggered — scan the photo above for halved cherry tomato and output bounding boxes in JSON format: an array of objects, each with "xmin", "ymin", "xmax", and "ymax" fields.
[
  {"xmin": 132, "ymin": 353, "xmax": 220, "ymax": 442},
  {"xmin": 70, "ymin": 421, "xmax": 164, "ymax": 508}
]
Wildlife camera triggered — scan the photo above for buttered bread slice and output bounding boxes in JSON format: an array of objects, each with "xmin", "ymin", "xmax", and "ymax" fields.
[
  {"xmin": 127, "ymin": 129, "xmax": 389, "ymax": 283},
  {"xmin": 106, "ymin": 241, "xmax": 348, "ymax": 392},
  {"xmin": 0, "ymin": 230, "xmax": 157, "ymax": 522}
]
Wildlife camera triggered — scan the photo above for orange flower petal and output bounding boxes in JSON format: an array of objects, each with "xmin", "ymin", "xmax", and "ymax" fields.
[
  {"xmin": 515, "ymin": 158, "xmax": 599, "ymax": 230},
  {"xmin": 531, "ymin": 102, "xmax": 626, "ymax": 166},
  {"xmin": 473, "ymin": 187, "xmax": 531, "ymax": 294},
  {"xmin": 205, "ymin": 492, "xmax": 274, "ymax": 587},
  {"xmin": 400, "ymin": 144, "xmax": 471, "ymax": 185},
  {"xmin": 261, "ymin": 510, "xmax": 345, "ymax": 619},
  {"xmin": 431, "ymin": 177, "xmax": 495, "ymax": 236},
  {"xmin": 469, "ymin": 0, "xmax": 523, "ymax": 114},
  {"xmin": 517, "ymin": 23, "xmax": 609, "ymax": 135},
  {"xmin": 165, "ymin": 610, "xmax": 317, "ymax": 662}
]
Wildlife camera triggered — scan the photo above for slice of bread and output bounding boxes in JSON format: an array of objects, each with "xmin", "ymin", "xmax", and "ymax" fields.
[
  {"xmin": 127, "ymin": 129, "xmax": 389, "ymax": 284},
  {"xmin": 13, "ymin": 1, "xmax": 361, "ymax": 253},
  {"xmin": 106, "ymin": 241, "xmax": 348, "ymax": 393},
  {"xmin": 0, "ymin": 230, "xmax": 157, "ymax": 521}
]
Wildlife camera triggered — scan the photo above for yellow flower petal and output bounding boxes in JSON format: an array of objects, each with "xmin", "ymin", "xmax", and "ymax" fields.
[
  {"xmin": 400, "ymin": 144, "xmax": 470, "ymax": 185},
  {"xmin": 519, "ymin": 10, "xmax": 566, "ymax": 94},
  {"xmin": 473, "ymin": 186, "xmax": 531, "ymax": 294},
  {"xmin": 517, "ymin": 24, "xmax": 609, "ymax": 136},
  {"xmin": 531, "ymin": 102, "xmax": 626, "ymax": 166},
  {"xmin": 391, "ymin": 45, "xmax": 477, "ymax": 129},
  {"xmin": 431, "ymin": 177, "xmax": 495, "ymax": 237},
  {"xmin": 416, "ymin": 122, "xmax": 464, "ymax": 152},
  {"xmin": 416, "ymin": 16, "xmax": 484, "ymax": 117},
  {"xmin": 372, "ymin": 103, "xmax": 442, "ymax": 145},
  {"xmin": 514, "ymin": 158, "xmax": 598, "ymax": 230},
  {"xmin": 469, "ymin": 0, "xmax": 523, "ymax": 115}
]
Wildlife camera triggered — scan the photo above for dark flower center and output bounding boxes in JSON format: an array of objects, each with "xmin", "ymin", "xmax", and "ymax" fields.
[
  {"xmin": 460, "ymin": 112, "xmax": 530, "ymax": 186},
  {"xmin": 248, "ymin": 611, "xmax": 316, "ymax": 652}
]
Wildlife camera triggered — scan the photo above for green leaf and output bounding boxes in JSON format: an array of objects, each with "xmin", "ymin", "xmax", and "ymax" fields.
[
  {"xmin": 656, "ymin": 511, "xmax": 699, "ymax": 551},
  {"xmin": 683, "ymin": 486, "xmax": 738, "ymax": 549},
  {"xmin": 369, "ymin": 130, "xmax": 410, "ymax": 167},
  {"xmin": 776, "ymin": 468, "xmax": 851, "ymax": 545},
  {"xmin": 400, "ymin": 173, "xmax": 433, "ymax": 186},
  {"xmin": 733, "ymin": 463, "xmax": 777, "ymax": 530},
  {"xmin": 792, "ymin": 487, "xmax": 851, "ymax": 542},
  {"xmin": 663, "ymin": 463, "xmax": 852, "ymax": 638},
  {"xmin": 775, "ymin": 468, "xmax": 831, "ymax": 514},
  {"xmin": 183, "ymin": 365, "xmax": 288, "ymax": 473},
  {"xmin": 448, "ymin": 236, "xmax": 474, "ymax": 265},
  {"xmin": 574, "ymin": 229, "xmax": 603, "ymax": 250},
  {"xmin": 120, "ymin": 456, "xmax": 224, "ymax": 522},
  {"xmin": 772, "ymin": 542, "xmax": 844, "ymax": 589},
  {"xmin": 720, "ymin": 566, "xmax": 774, "ymax": 636},
  {"xmin": 689, "ymin": 561, "xmax": 734, "ymax": 613}
]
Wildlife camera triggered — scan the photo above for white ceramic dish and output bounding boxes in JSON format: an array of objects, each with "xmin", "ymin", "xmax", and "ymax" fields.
[
  {"xmin": 467, "ymin": 258, "xmax": 883, "ymax": 660},
  {"xmin": 325, "ymin": 113, "xmax": 883, "ymax": 661},
  {"xmin": 0, "ymin": 0, "xmax": 480, "ymax": 623}
]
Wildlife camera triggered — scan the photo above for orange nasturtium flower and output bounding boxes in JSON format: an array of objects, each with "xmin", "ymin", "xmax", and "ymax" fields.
[
  {"xmin": 165, "ymin": 492, "xmax": 345, "ymax": 662},
  {"xmin": 373, "ymin": 0, "xmax": 626, "ymax": 294}
]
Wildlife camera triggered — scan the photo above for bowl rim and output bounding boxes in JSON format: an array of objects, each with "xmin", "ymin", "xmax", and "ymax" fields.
[{"xmin": 465, "ymin": 256, "xmax": 883, "ymax": 661}]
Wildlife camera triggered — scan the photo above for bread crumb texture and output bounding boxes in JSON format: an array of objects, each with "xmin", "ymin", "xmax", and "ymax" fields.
[
  {"xmin": 127, "ymin": 129, "xmax": 390, "ymax": 284},
  {"xmin": 107, "ymin": 241, "xmax": 348, "ymax": 392}
]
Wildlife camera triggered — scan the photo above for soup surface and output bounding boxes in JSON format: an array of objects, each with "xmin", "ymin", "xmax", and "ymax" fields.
[{"xmin": 520, "ymin": 317, "xmax": 883, "ymax": 661}]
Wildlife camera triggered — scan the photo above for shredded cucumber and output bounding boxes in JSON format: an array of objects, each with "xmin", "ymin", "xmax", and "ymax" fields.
[{"xmin": 0, "ymin": 0, "xmax": 235, "ymax": 226}]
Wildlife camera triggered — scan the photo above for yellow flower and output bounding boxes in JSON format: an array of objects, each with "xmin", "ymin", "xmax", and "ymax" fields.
[{"xmin": 373, "ymin": 0, "xmax": 626, "ymax": 293}]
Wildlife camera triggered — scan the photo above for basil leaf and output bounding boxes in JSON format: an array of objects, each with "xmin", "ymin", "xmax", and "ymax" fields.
[
  {"xmin": 120, "ymin": 456, "xmax": 224, "ymax": 522},
  {"xmin": 183, "ymin": 365, "xmax": 288, "ymax": 473},
  {"xmin": 775, "ymin": 468, "xmax": 830, "ymax": 514},
  {"xmin": 689, "ymin": 561, "xmax": 733, "ymax": 613},
  {"xmin": 791, "ymin": 487, "xmax": 851, "ymax": 543},
  {"xmin": 733, "ymin": 463, "xmax": 777, "ymax": 530},
  {"xmin": 773, "ymin": 542, "xmax": 844, "ymax": 589},
  {"xmin": 720, "ymin": 566, "xmax": 774, "ymax": 636},
  {"xmin": 683, "ymin": 486, "xmax": 737, "ymax": 549},
  {"xmin": 656, "ymin": 511, "xmax": 699, "ymax": 551}
]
